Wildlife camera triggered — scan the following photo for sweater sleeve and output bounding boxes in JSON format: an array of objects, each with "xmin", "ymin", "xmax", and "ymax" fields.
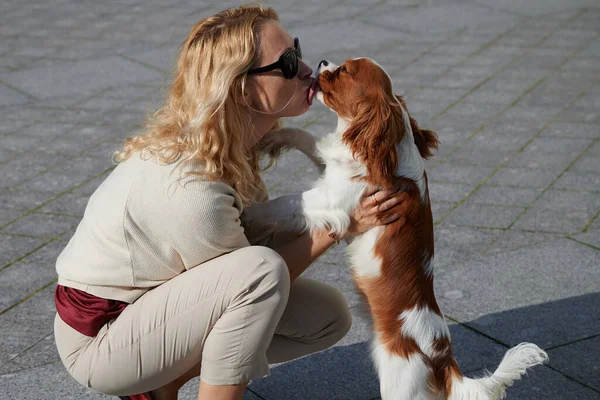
[{"xmin": 160, "ymin": 178, "xmax": 250, "ymax": 270}]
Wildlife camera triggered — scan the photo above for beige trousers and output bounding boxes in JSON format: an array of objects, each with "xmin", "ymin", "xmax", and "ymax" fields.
[{"xmin": 54, "ymin": 244, "xmax": 352, "ymax": 396}]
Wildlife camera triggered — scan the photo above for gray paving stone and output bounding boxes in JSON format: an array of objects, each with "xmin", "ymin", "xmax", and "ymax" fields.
[
  {"xmin": 452, "ymin": 129, "xmax": 532, "ymax": 156},
  {"xmin": 293, "ymin": 19, "xmax": 410, "ymax": 58},
  {"xmin": 572, "ymin": 231, "xmax": 600, "ymax": 249},
  {"xmin": 0, "ymin": 259, "xmax": 56, "ymax": 312},
  {"xmin": 0, "ymin": 362, "xmax": 108, "ymax": 399},
  {"xmin": 585, "ymin": 215, "xmax": 600, "ymax": 233},
  {"xmin": 0, "ymin": 134, "xmax": 44, "ymax": 162},
  {"xmin": 518, "ymin": 83, "xmax": 582, "ymax": 108},
  {"xmin": 0, "ymin": 84, "xmax": 30, "ymax": 106},
  {"xmin": 431, "ymin": 201, "xmax": 455, "ymax": 223},
  {"xmin": 573, "ymin": 92, "xmax": 600, "ymax": 110},
  {"xmin": 405, "ymin": 87, "xmax": 468, "ymax": 103},
  {"xmin": 500, "ymin": 105, "xmax": 564, "ymax": 129},
  {"xmin": 542, "ymin": 122, "xmax": 600, "ymax": 138},
  {"xmin": 571, "ymin": 150, "xmax": 600, "ymax": 174},
  {"xmin": 362, "ymin": 2, "xmax": 519, "ymax": 34},
  {"xmin": 507, "ymin": 148, "xmax": 584, "ymax": 172},
  {"xmin": 534, "ymin": 189, "xmax": 600, "ymax": 212},
  {"xmin": 445, "ymin": 203, "xmax": 524, "ymax": 228},
  {"xmin": 469, "ymin": 185, "xmax": 543, "ymax": 207},
  {"xmin": 0, "ymin": 333, "xmax": 58, "ymax": 375},
  {"xmin": 0, "ymin": 151, "xmax": 60, "ymax": 190},
  {"xmin": 559, "ymin": 105, "xmax": 600, "ymax": 123},
  {"xmin": 487, "ymin": 167, "xmax": 561, "ymax": 188},
  {"xmin": 0, "ymin": 234, "xmax": 47, "ymax": 268},
  {"xmin": 39, "ymin": 193, "xmax": 90, "ymax": 216},
  {"xmin": 16, "ymin": 170, "xmax": 94, "ymax": 195},
  {"xmin": 1, "ymin": 213, "xmax": 80, "ymax": 238},
  {"xmin": 429, "ymin": 164, "xmax": 495, "ymax": 184},
  {"xmin": 434, "ymin": 73, "xmax": 489, "ymax": 89},
  {"xmin": 447, "ymin": 146, "xmax": 515, "ymax": 167},
  {"xmin": 0, "ymin": 288, "xmax": 55, "ymax": 366},
  {"xmin": 481, "ymin": 117, "xmax": 544, "ymax": 138},
  {"xmin": 0, "ymin": 56, "xmax": 162, "ymax": 99},
  {"xmin": 463, "ymin": 88, "xmax": 523, "ymax": 105},
  {"xmin": 476, "ymin": 75, "xmax": 539, "ymax": 93},
  {"xmin": 434, "ymin": 224, "xmax": 503, "ymax": 266},
  {"xmin": 0, "ymin": 208, "xmax": 23, "ymax": 228},
  {"xmin": 428, "ymin": 182, "xmax": 475, "ymax": 203},
  {"xmin": 19, "ymin": 239, "xmax": 66, "ymax": 265},
  {"xmin": 435, "ymin": 239, "xmax": 600, "ymax": 349},
  {"xmin": 465, "ymin": 53, "xmax": 518, "ymax": 69},
  {"xmin": 521, "ymin": 136, "xmax": 594, "ymax": 154},
  {"xmin": 0, "ymin": 120, "xmax": 32, "ymax": 135},
  {"xmin": 21, "ymin": 122, "xmax": 76, "ymax": 141},
  {"xmin": 444, "ymin": 102, "xmax": 502, "ymax": 122},
  {"xmin": 513, "ymin": 206, "xmax": 595, "ymax": 234},
  {"xmin": 478, "ymin": 0, "xmax": 598, "ymax": 15},
  {"xmin": 485, "ymin": 229, "xmax": 564, "ymax": 255},
  {"xmin": 303, "ymin": 261, "xmax": 356, "ymax": 293},
  {"xmin": 553, "ymin": 171, "xmax": 600, "ymax": 192},
  {"xmin": 71, "ymin": 171, "xmax": 112, "ymax": 196},
  {"xmin": 547, "ymin": 336, "xmax": 600, "ymax": 391},
  {"xmin": 34, "ymin": 133, "xmax": 107, "ymax": 156}
]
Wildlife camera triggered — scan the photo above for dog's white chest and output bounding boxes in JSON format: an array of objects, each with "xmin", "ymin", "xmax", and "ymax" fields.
[{"xmin": 347, "ymin": 227, "xmax": 385, "ymax": 278}]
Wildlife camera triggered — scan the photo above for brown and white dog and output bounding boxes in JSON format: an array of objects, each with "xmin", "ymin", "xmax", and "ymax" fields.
[{"xmin": 247, "ymin": 58, "xmax": 548, "ymax": 399}]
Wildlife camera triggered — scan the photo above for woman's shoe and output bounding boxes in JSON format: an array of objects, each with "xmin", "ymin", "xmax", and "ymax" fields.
[{"xmin": 118, "ymin": 393, "xmax": 153, "ymax": 400}]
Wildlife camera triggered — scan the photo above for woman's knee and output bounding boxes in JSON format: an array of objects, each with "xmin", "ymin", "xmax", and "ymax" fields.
[
  {"xmin": 323, "ymin": 286, "xmax": 353, "ymax": 340},
  {"xmin": 240, "ymin": 245, "xmax": 290, "ymax": 306}
]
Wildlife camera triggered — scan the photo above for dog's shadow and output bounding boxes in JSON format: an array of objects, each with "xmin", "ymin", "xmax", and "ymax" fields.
[{"xmin": 248, "ymin": 292, "xmax": 600, "ymax": 400}]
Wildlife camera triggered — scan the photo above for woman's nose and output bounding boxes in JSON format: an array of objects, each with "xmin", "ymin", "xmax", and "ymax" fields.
[{"xmin": 297, "ymin": 59, "xmax": 313, "ymax": 79}]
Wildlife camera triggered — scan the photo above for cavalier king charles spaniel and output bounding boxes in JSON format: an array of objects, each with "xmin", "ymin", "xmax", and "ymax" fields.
[{"xmin": 248, "ymin": 58, "xmax": 548, "ymax": 400}]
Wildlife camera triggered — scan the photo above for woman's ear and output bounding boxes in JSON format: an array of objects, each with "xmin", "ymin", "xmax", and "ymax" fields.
[
  {"xmin": 342, "ymin": 99, "xmax": 404, "ymax": 185},
  {"xmin": 396, "ymin": 94, "xmax": 439, "ymax": 159}
]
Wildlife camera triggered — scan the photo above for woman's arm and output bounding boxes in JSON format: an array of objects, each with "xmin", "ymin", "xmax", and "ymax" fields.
[{"xmin": 274, "ymin": 229, "xmax": 336, "ymax": 282}]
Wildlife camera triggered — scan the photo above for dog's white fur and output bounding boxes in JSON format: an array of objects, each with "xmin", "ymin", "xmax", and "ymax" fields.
[{"xmin": 245, "ymin": 60, "xmax": 548, "ymax": 400}]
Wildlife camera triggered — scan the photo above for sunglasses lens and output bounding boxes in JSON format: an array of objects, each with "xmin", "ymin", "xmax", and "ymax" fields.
[{"xmin": 283, "ymin": 50, "xmax": 298, "ymax": 79}]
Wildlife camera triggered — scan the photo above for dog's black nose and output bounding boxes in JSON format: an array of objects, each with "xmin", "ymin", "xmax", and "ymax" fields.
[{"xmin": 319, "ymin": 60, "xmax": 328, "ymax": 68}]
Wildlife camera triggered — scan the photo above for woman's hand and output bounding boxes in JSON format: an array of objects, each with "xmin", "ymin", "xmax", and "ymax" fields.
[{"xmin": 343, "ymin": 185, "xmax": 409, "ymax": 239}]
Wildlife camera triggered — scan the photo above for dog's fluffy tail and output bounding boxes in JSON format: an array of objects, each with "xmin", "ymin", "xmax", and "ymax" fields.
[{"xmin": 448, "ymin": 343, "xmax": 548, "ymax": 400}]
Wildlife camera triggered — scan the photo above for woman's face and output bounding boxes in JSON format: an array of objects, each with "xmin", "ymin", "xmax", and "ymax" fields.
[{"xmin": 245, "ymin": 20, "xmax": 314, "ymax": 118}]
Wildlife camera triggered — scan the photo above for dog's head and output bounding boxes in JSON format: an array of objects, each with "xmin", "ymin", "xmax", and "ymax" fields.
[{"xmin": 313, "ymin": 58, "xmax": 438, "ymax": 185}]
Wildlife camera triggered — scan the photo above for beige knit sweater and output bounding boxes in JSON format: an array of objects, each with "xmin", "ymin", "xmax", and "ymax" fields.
[{"xmin": 56, "ymin": 152, "xmax": 267, "ymax": 303}]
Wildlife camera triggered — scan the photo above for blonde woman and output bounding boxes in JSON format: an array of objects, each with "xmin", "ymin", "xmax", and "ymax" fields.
[{"xmin": 53, "ymin": 4, "xmax": 405, "ymax": 400}]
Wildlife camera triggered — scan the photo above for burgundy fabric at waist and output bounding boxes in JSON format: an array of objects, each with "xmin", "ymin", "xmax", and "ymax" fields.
[{"xmin": 54, "ymin": 284, "xmax": 129, "ymax": 337}]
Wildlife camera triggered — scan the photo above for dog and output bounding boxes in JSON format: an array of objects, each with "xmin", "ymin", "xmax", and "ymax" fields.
[{"xmin": 247, "ymin": 58, "xmax": 548, "ymax": 399}]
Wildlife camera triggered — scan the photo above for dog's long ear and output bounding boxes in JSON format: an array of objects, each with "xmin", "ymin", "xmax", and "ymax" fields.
[
  {"xmin": 396, "ymin": 95, "xmax": 439, "ymax": 159},
  {"xmin": 343, "ymin": 95, "xmax": 405, "ymax": 186}
]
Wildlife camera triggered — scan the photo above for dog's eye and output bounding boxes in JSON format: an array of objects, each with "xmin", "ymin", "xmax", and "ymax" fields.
[{"xmin": 340, "ymin": 65, "xmax": 347, "ymax": 73}]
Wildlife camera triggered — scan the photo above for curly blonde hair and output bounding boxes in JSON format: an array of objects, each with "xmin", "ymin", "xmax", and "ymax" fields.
[{"xmin": 113, "ymin": 4, "xmax": 280, "ymax": 205}]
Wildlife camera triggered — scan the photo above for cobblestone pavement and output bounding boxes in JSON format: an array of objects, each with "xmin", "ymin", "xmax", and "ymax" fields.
[{"xmin": 1, "ymin": 0, "xmax": 599, "ymax": 399}]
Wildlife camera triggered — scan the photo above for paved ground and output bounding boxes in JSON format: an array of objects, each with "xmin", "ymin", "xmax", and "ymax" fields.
[{"xmin": 0, "ymin": 0, "xmax": 599, "ymax": 399}]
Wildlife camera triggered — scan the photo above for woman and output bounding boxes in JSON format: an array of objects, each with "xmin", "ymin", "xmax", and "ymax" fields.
[{"xmin": 53, "ymin": 4, "xmax": 405, "ymax": 400}]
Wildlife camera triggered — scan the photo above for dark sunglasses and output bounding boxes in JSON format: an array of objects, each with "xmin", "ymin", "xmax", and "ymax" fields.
[{"xmin": 247, "ymin": 37, "xmax": 302, "ymax": 79}]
